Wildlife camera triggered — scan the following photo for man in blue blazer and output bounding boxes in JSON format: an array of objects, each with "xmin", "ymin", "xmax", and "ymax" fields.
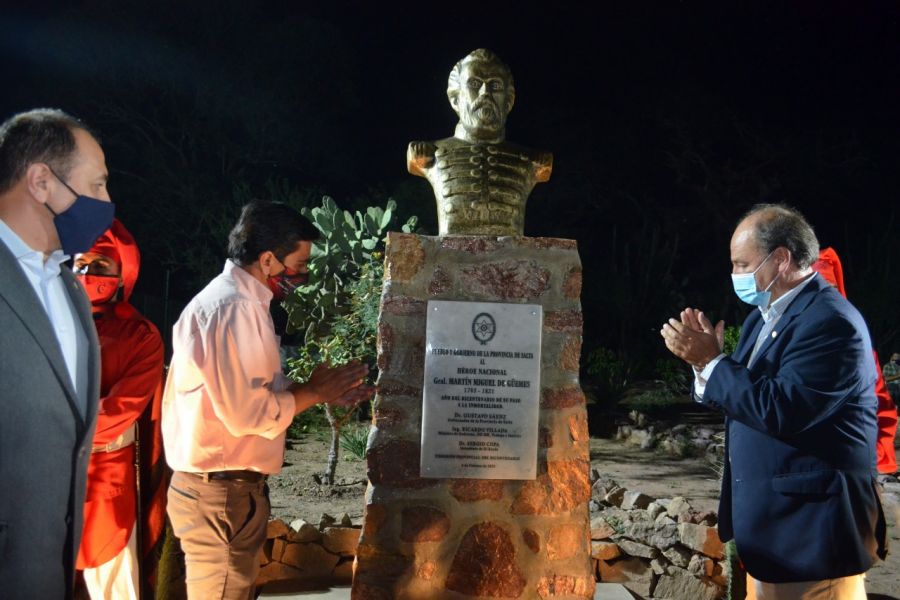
[{"xmin": 662, "ymin": 204, "xmax": 886, "ymax": 599}]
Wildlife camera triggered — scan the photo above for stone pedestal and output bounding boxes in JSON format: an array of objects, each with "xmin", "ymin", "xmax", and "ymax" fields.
[{"xmin": 352, "ymin": 234, "xmax": 594, "ymax": 599}]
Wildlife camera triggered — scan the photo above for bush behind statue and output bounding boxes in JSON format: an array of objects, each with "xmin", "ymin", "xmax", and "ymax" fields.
[{"xmin": 282, "ymin": 196, "xmax": 416, "ymax": 484}]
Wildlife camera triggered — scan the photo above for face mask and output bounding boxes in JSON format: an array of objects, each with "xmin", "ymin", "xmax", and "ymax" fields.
[
  {"xmin": 76, "ymin": 274, "xmax": 119, "ymax": 305},
  {"xmin": 267, "ymin": 259, "xmax": 309, "ymax": 301},
  {"xmin": 731, "ymin": 251, "xmax": 779, "ymax": 306},
  {"xmin": 46, "ymin": 168, "xmax": 115, "ymax": 255}
]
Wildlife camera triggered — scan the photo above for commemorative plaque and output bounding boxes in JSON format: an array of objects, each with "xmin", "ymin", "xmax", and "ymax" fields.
[{"xmin": 420, "ymin": 300, "xmax": 542, "ymax": 480}]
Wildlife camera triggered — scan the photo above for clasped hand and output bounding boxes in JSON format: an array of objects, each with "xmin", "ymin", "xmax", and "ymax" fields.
[
  {"xmin": 290, "ymin": 361, "xmax": 374, "ymax": 414},
  {"xmin": 660, "ymin": 307, "xmax": 725, "ymax": 370}
]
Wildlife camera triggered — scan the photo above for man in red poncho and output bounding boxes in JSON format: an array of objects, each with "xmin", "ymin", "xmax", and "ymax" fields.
[
  {"xmin": 73, "ymin": 219, "xmax": 167, "ymax": 598},
  {"xmin": 812, "ymin": 247, "xmax": 898, "ymax": 476}
]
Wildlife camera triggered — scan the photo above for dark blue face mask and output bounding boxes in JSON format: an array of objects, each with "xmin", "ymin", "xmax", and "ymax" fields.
[{"xmin": 46, "ymin": 167, "xmax": 115, "ymax": 256}]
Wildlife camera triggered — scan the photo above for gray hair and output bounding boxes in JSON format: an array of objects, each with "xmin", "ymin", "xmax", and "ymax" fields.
[{"xmin": 742, "ymin": 203, "xmax": 820, "ymax": 269}]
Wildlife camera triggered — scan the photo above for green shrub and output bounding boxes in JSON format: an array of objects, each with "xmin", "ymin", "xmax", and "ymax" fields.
[
  {"xmin": 620, "ymin": 357, "xmax": 692, "ymax": 412},
  {"xmin": 585, "ymin": 347, "xmax": 629, "ymax": 403},
  {"xmin": 654, "ymin": 357, "xmax": 690, "ymax": 394},
  {"xmin": 339, "ymin": 424, "xmax": 370, "ymax": 460},
  {"xmin": 286, "ymin": 404, "xmax": 329, "ymax": 438},
  {"xmin": 283, "ymin": 196, "xmax": 416, "ymax": 484},
  {"xmin": 723, "ymin": 325, "xmax": 741, "ymax": 355}
]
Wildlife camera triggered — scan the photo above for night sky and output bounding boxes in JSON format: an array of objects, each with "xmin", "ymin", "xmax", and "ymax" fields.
[{"xmin": 2, "ymin": 1, "xmax": 899, "ymax": 365}]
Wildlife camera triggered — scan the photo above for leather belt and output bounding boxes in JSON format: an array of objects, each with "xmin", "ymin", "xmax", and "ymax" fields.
[
  {"xmin": 187, "ymin": 470, "xmax": 267, "ymax": 483},
  {"xmin": 92, "ymin": 424, "xmax": 136, "ymax": 453}
]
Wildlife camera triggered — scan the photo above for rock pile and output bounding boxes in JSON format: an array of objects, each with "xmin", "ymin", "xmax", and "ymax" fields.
[
  {"xmin": 256, "ymin": 513, "xmax": 360, "ymax": 589},
  {"xmin": 589, "ymin": 472, "xmax": 729, "ymax": 600},
  {"xmin": 615, "ymin": 410, "xmax": 724, "ymax": 461}
]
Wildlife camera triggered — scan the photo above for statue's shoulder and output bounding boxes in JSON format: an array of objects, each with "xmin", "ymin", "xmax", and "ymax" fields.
[
  {"xmin": 500, "ymin": 141, "xmax": 553, "ymax": 182},
  {"xmin": 408, "ymin": 138, "xmax": 475, "ymax": 176},
  {"xmin": 432, "ymin": 137, "xmax": 467, "ymax": 152},
  {"xmin": 407, "ymin": 139, "xmax": 441, "ymax": 176},
  {"xmin": 501, "ymin": 141, "xmax": 552, "ymax": 161}
]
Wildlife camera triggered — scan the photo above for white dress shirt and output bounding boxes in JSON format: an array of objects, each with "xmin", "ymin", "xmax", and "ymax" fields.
[
  {"xmin": 161, "ymin": 260, "xmax": 296, "ymax": 474},
  {"xmin": 694, "ymin": 273, "xmax": 818, "ymax": 398},
  {"xmin": 0, "ymin": 218, "xmax": 89, "ymax": 415}
]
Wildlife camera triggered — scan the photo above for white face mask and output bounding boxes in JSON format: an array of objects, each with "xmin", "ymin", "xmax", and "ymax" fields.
[{"xmin": 731, "ymin": 251, "xmax": 780, "ymax": 306}]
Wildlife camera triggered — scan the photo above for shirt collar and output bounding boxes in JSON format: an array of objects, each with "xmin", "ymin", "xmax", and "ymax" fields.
[
  {"xmin": 224, "ymin": 259, "xmax": 273, "ymax": 303},
  {"xmin": 0, "ymin": 217, "xmax": 69, "ymax": 275},
  {"xmin": 759, "ymin": 271, "xmax": 817, "ymax": 323}
]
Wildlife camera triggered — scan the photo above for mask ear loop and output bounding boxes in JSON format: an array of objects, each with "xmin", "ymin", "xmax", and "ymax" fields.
[
  {"xmin": 44, "ymin": 164, "xmax": 79, "ymax": 216},
  {"xmin": 267, "ymin": 253, "xmax": 287, "ymax": 278},
  {"xmin": 761, "ymin": 249, "xmax": 789, "ymax": 293},
  {"xmin": 751, "ymin": 250, "xmax": 775, "ymax": 275}
]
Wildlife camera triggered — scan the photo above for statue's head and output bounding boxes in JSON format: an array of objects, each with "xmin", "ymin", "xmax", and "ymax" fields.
[{"xmin": 447, "ymin": 49, "xmax": 516, "ymax": 142}]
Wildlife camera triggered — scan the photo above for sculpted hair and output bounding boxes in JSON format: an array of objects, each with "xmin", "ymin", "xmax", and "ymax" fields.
[
  {"xmin": 0, "ymin": 108, "xmax": 94, "ymax": 194},
  {"xmin": 447, "ymin": 48, "xmax": 516, "ymax": 110},
  {"xmin": 743, "ymin": 203, "xmax": 820, "ymax": 269},
  {"xmin": 227, "ymin": 200, "xmax": 319, "ymax": 266}
]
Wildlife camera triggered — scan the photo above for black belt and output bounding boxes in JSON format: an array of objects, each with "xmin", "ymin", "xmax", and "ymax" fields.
[{"xmin": 187, "ymin": 470, "xmax": 267, "ymax": 483}]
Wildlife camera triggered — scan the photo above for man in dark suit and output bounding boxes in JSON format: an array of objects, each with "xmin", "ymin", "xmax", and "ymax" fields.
[
  {"xmin": 661, "ymin": 204, "xmax": 886, "ymax": 599},
  {"xmin": 0, "ymin": 109, "xmax": 114, "ymax": 598}
]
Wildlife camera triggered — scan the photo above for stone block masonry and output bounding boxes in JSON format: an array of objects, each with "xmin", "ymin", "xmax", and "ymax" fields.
[{"xmin": 352, "ymin": 234, "xmax": 594, "ymax": 599}]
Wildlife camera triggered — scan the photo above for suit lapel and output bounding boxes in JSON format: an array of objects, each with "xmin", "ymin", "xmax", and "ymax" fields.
[
  {"xmin": 62, "ymin": 267, "xmax": 100, "ymax": 430},
  {"xmin": 0, "ymin": 242, "xmax": 86, "ymax": 429},
  {"xmin": 733, "ymin": 311, "xmax": 763, "ymax": 365},
  {"xmin": 746, "ymin": 274, "xmax": 824, "ymax": 368}
]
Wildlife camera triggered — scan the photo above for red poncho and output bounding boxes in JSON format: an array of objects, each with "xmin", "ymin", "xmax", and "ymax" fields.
[
  {"xmin": 813, "ymin": 247, "xmax": 897, "ymax": 474},
  {"xmin": 76, "ymin": 220, "xmax": 167, "ymax": 574}
]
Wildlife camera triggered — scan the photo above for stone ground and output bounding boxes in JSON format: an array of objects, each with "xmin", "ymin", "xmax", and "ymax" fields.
[{"xmin": 268, "ymin": 433, "xmax": 900, "ymax": 598}]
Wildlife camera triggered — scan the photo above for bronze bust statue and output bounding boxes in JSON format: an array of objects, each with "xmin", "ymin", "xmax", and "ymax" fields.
[{"xmin": 408, "ymin": 49, "xmax": 553, "ymax": 236}]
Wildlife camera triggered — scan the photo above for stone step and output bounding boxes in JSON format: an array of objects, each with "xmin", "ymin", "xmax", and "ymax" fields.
[{"xmin": 258, "ymin": 583, "xmax": 635, "ymax": 599}]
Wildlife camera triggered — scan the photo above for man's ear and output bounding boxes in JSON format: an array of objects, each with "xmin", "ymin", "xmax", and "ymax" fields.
[
  {"xmin": 448, "ymin": 91, "xmax": 460, "ymax": 115},
  {"xmin": 776, "ymin": 247, "xmax": 792, "ymax": 270},
  {"xmin": 258, "ymin": 250, "xmax": 277, "ymax": 275},
  {"xmin": 25, "ymin": 163, "xmax": 53, "ymax": 204}
]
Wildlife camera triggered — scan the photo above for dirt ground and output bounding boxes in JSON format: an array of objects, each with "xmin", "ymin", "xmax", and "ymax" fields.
[
  {"xmin": 268, "ymin": 435, "xmax": 900, "ymax": 598},
  {"xmin": 268, "ymin": 436, "xmax": 369, "ymax": 525}
]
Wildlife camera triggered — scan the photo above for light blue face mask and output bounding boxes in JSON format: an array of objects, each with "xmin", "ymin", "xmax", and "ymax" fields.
[{"xmin": 731, "ymin": 251, "xmax": 779, "ymax": 306}]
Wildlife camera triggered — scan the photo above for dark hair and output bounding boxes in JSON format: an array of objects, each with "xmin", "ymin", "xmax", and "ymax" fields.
[
  {"xmin": 742, "ymin": 203, "xmax": 820, "ymax": 269},
  {"xmin": 227, "ymin": 200, "xmax": 319, "ymax": 266},
  {"xmin": 0, "ymin": 108, "xmax": 95, "ymax": 194}
]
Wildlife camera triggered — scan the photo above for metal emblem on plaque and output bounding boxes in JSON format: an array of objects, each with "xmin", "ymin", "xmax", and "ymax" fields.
[
  {"xmin": 471, "ymin": 313, "xmax": 496, "ymax": 344},
  {"xmin": 421, "ymin": 300, "xmax": 542, "ymax": 480}
]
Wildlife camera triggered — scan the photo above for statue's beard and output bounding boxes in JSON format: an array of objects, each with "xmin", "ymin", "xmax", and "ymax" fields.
[{"xmin": 461, "ymin": 98, "xmax": 504, "ymax": 133}]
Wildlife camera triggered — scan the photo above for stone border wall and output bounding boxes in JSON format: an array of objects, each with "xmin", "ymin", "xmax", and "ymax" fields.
[
  {"xmin": 257, "ymin": 517, "xmax": 360, "ymax": 589},
  {"xmin": 255, "ymin": 488, "xmax": 731, "ymax": 600}
]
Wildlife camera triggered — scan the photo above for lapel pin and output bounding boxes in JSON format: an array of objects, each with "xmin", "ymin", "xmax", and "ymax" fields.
[{"xmin": 771, "ymin": 331, "xmax": 778, "ymax": 338}]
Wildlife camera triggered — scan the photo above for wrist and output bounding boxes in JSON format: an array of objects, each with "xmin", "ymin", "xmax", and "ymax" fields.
[
  {"xmin": 291, "ymin": 384, "xmax": 323, "ymax": 415},
  {"xmin": 694, "ymin": 351, "xmax": 720, "ymax": 373}
]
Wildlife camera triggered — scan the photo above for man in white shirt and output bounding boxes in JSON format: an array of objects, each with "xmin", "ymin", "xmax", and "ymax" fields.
[
  {"xmin": 661, "ymin": 204, "xmax": 885, "ymax": 599},
  {"xmin": 0, "ymin": 108, "xmax": 114, "ymax": 598},
  {"xmin": 163, "ymin": 200, "xmax": 372, "ymax": 599}
]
